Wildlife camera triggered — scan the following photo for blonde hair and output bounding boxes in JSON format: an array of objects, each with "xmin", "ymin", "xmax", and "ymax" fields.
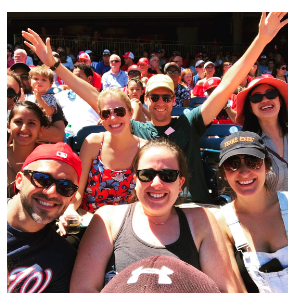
[
  {"xmin": 29, "ymin": 65, "xmax": 54, "ymax": 84},
  {"xmin": 97, "ymin": 88, "xmax": 132, "ymax": 113}
]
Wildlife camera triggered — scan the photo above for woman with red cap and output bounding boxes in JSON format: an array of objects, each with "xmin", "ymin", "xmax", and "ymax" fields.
[{"xmin": 236, "ymin": 75, "xmax": 288, "ymax": 191}]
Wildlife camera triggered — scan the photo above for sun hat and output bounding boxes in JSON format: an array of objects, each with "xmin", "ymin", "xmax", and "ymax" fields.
[
  {"xmin": 100, "ymin": 255, "xmax": 220, "ymax": 293},
  {"xmin": 219, "ymin": 131, "xmax": 268, "ymax": 167},
  {"xmin": 203, "ymin": 77, "xmax": 221, "ymax": 92},
  {"xmin": 236, "ymin": 75, "xmax": 288, "ymax": 126},
  {"xmin": 145, "ymin": 74, "xmax": 174, "ymax": 95}
]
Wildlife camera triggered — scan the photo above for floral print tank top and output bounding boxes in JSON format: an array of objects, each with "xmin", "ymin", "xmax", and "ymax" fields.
[{"xmin": 80, "ymin": 134, "xmax": 139, "ymax": 213}]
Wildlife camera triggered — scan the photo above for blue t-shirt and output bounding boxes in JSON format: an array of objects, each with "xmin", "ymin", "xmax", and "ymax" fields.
[{"xmin": 96, "ymin": 61, "xmax": 111, "ymax": 76}]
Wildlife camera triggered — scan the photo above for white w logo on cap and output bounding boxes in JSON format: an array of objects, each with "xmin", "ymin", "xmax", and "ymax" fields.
[{"xmin": 127, "ymin": 266, "xmax": 174, "ymax": 284}]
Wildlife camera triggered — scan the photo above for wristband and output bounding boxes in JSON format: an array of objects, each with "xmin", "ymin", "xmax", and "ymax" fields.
[{"xmin": 50, "ymin": 61, "xmax": 61, "ymax": 71}]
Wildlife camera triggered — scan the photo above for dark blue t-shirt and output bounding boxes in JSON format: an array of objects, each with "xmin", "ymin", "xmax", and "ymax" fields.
[
  {"xmin": 95, "ymin": 61, "xmax": 111, "ymax": 76},
  {"xmin": 7, "ymin": 221, "xmax": 77, "ymax": 293}
]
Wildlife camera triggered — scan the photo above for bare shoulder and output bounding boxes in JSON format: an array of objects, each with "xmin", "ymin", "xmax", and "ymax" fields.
[
  {"xmin": 80, "ymin": 132, "xmax": 104, "ymax": 157},
  {"xmin": 86, "ymin": 132, "xmax": 104, "ymax": 144}
]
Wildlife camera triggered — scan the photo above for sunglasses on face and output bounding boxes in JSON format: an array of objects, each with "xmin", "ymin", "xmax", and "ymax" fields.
[
  {"xmin": 23, "ymin": 170, "xmax": 78, "ymax": 197},
  {"xmin": 249, "ymin": 90, "xmax": 279, "ymax": 103},
  {"xmin": 223, "ymin": 155, "xmax": 264, "ymax": 173},
  {"xmin": 128, "ymin": 71, "xmax": 141, "ymax": 76},
  {"xmin": 167, "ymin": 70, "xmax": 179, "ymax": 74},
  {"xmin": 147, "ymin": 94, "xmax": 173, "ymax": 103},
  {"xmin": 136, "ymin": 169, "xmax": 180, "ymax": 183},
  {"xmin": 280, "ymin": 67, "xmax": 287, "ymax": 70},
  {"xmin": 100, "ymin": 106, "xmax": 127, "ymax": 119},
  {"xmin": 196, "ymin": 65, "xmax": 204, "ymax": 68},
  {"xmin": 7, "ymin": 87, "xmax": 19, "ymax": 102},
  {"xmin": 110, "ymin": 60, "xmax": 120, "ymax": 63}
]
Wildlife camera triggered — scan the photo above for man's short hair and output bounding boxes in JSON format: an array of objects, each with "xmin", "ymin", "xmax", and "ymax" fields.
[
  {"xmin": 73, "ymin": 62, "xmax": 94, "ymax": 78},
  {"xmin": 110, "ymin": 54, "xmax": 121, "ymax": 62},
  {"xmin": 29, "ymin": 65, "xmax": 55, "ymax": 84},
  {"xmin": 14, "ymin": 49, "xmax": 27, "ymax": 56}
]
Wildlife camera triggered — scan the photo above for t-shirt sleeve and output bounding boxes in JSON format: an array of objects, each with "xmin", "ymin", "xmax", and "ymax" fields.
[
  {"xmin": 43, "ymin": 95, "xmax": 58, "ymax": 113},
  {"xmin": 51, "ymin": 101, "xmax": 68, "ymax": 127},
  {"xmin": 185, "ymin": 105, "xmax": 208, "ymax": 136}
]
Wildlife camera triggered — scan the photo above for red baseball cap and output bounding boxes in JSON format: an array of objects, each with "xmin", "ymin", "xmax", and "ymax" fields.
[
  {"xmin": 123, "ymin": 52, "xmax": 134, "ymax": 59},
  {"xmin": 196, "ymin": 52, "xmax": 203, "ymax": 57},
  {"xmin": 21, "ymin": 143, "xmax": 82, "ymax": 182},
  {"xmin": 101, "ymin": 256, "xmax": 220, "ymax": 293},
  {"xmin": 203, "ymin": 77, "xmax": 221, "ymax": 92},
  {"xmin": 78, "ymin": 53, "xmax": 90, "ymax": 62},
  {"xmin": 127, "ymin": 64, "xmax": 141, "ymax": 73},
  {"xmin": 137, "ymin": 57, "xmax": 149, "ymax": 65}
]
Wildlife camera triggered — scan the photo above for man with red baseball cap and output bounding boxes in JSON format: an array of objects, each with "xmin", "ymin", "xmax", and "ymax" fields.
[
  {"xmin": 121, "ymin": 52, "xmax": 134, "ymax": 71},
  {"xmin": 137, "ymin": 57, "xmax": 154, "ymax": 86},
  {"xmin": 7, "ymin": 143, "xmax": 81, "ymax": 293}
]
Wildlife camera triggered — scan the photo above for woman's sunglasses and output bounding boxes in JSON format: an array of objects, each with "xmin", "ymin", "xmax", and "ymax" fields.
[
  {"xmin": 223, "ymin": 155, "xmax": 264, "ymax": 173},
  {"xmin": 249, "ymin": 90, "xmax": 279, "ymax": 104},
  {"xmin": 100, "ymin": 106, "xmax": 127, "ymax": 119},
  {"xmin": 23, "ymin": 170, "xmax": 78, "ymax": 197},
  {"xmin": 147, "ymin": 94, "xmax": 173, "ymax": 103},
  {"xmin": 7, "ymin": 87, "xmax": 19, "ymax": 102},
  {"xmin": 136, "ymin": 169, "xmax": 180, "ymax": 183},
  {"xmin": 280, "ymin": 67, "xmax": 287, "ymax": 70},
  {"xmin": 128, "ymin": 71, "xmax": 141, "ymax": 76}
]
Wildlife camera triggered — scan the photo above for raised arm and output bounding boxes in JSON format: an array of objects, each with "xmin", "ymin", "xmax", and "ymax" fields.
[
  {"xmin": 22, "ymin": 29, "xmax": 99, "ymax": 113},
  {"xmin": 201, "ymin": 12, "xmax": 288, "ymax": 126}
]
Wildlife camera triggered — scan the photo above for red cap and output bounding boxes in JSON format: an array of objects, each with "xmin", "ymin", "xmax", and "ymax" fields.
[
  {"xmin": 137, "ymin": 57, "xmax": 149, "ymax": 65},
  {"xmin": 123, "ymin": 52, "xmax": 134, "ymax": 59},
  {"xmin": 127, "ymin": 64, "xmax": 141, "ymax": 73},
  {"xmin": 196, "ymin": 52, "xmax": 203, "ymax": 57},
  {"xmin": 78, "ymin": 53, "xmax": 90, "ymax": 62},
  {"xmin": 21, "ymin": 143, "xmax": 82, "ymax": 182},
  {"xmin": 101, "ymin": 256, "xmax": 220, "ymax": 293},
  {"xmin": 203, "ymin": 77, "xmax": 221, "ymax": 92}
]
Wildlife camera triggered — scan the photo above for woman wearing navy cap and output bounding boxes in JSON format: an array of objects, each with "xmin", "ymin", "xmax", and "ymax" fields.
[{"xmin": 214, "ymin": 131, "xmax": 288, "ymax": 293}]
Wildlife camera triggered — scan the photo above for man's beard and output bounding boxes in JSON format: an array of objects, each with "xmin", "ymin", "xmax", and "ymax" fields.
[{"xmin": 20, "ymin": 191, "xmax": 65, "ymax": 225}]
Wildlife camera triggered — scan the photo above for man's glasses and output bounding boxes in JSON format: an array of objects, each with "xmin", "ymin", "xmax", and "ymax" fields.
[
  {"xmin": 167, "ymin": 70, "xmax": 179, "ymax": 74},
  {"xmin": 136, "ymin": 169, "xmax": 180, "ymax": 183},
  {"xmin": 7, "ymin": 87, "xmax": 19, "ymax": 102},
  {"xmin": 196, "ymin": 65, "xmax": 204, "ymax": 68},
  {"xmin": 100, "ymin": 106, "xmax": 127, "ymax": 119},
  {"xmin": 147, "ymin": 94, "xmax": 173, "ymax": 103},
  {"xmin": 128, "ymin": 71, "xmax": 141, "ymax": 76},
  {"xmin": 110, "ymin": 60, "xmax": 120, "ymax": 63},
  {"xmin": 223, "ymin": 155, "xmax": 264, "ymax": 173},
  {"xmin": 23, "ymin": 170, "xmax": 78, "ymax": 197},
  {"xmin": 249, "ymin": 90, "xmax": 279, "ymax": 104}
]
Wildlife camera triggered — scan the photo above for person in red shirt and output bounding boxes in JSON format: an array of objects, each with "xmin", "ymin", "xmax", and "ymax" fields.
[
  {"xmin": 7, "ymin": 44, "xmax": 14, "ymax": 68},
  {"xmin": 121, "ymin": 52, "xmax": 134, "ymax": 71},
  {"xmin": 122, "ymin": 64, "xmax": 142, "ymax": 95},
  {"xmin": 137, "ymin": 57, "xmax": 154, "ymax": 86}
]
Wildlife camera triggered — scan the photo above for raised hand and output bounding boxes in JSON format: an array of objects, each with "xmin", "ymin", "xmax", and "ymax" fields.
[
  {"xmin": 258, "ymin": 12, "xmax": 288, "ymax": 44},
  {"xmin": 22, "ymin": 29, "xmax": 55, "ymax": 67}
]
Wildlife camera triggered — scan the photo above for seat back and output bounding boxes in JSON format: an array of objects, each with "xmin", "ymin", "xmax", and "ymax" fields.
[
  {"xmin": 171, "ymin": 107, "xmax": 193, "ymax": 117},
  {"xmin": 189, "ymin": 96, "xmax": 206, "ymax": 108},
  {"xmin": 71, "ymin": 125, "xmax": 106, "ymax": 153}
]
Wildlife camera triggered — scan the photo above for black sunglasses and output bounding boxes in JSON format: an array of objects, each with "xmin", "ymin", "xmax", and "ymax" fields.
[
  {"xmin": 136, "ymin": 169, "xmax": 180, "ymax": 183},
  {"xmin": 167, "ymin": 70, "xmax": 179, "ymax": 74},
  {"xmin": 128, "ymin": 71, "xmax": 141, "ymax": 76},
  {"xmin": 280, "ymin": 67, "xmax": 287, "ymax": 70},
  {"xmin": 110, "ymin": 60, "xmax": 120, "ymax": 63},
  {"xmin": 147, "ymin": 94, "xmax": 173, "ymax": 103},
  {"xmin": 7, "ymin": 87, "xmax": 19, "ymax": 102},
  {"xmin": 23, "ymin": 170, "xmax": 78, "ymax": 197},
  {"xmin": 223, "ymin": 155, "xmax": 264, "ymax": 173},
  {"xmin": 196, "ymin": 65, "xmax": 204, "ymax": 68},
  {"xmin": 249, "ymin": 90, "xmax": 279, "ymax": 104},
  {"xmin": 100, "ymin": 106, "xmax": 127, "ymax": 119}
]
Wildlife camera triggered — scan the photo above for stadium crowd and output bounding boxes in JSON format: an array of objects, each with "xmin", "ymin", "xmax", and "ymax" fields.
[{"xmin": 7, "ymin": 12, "xmax": 288, "ymax": 293}]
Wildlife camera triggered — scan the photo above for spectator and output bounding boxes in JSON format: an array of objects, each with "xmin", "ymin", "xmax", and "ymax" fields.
[
  {"xmin": 7, "ymin": 101, "xmax": 50, "ymax": 199},
  {"xmin": 58, "ymin": 88, "xmax": 147, "ymax": 237},
  {"xmin": 192, "ymin": 61, "xmax": 216, "ymax": 97},
  {"xmin": 10, "ymin": 62, "xmax": 33, "ymax": 95},
  {"xmin": 262, "ymin": 59, "xmax": 274, "ymax": 75},
  {"xmin": 66, "ymin": 46, "xmax": 76, "ymax": 64},
  {"xmin": 164, "ymin": 62, "xmax": 190, "ymax": 107},
  {"xmin": 259, "ymin": 55, "xmax": 268, "ymax": 73},
  {"xmin": 137, "ymin": 57, "xmax": 154, "ymax": 86},
  {"xmin": 7, "ymin": 44, "xmax": 14, "ymax": 68},
  {"xmin": 180, "ymin": 68, "xmax": 194, "ymax": 90},
  {"xmin": 24, "ymin": 12, "xmax": 287, "ymax": 203},
  {"xmin": 188, "ymin": 55, "xmax": 197, "ymax": 75},
  {"xmin": 148, "ymin": 55, "xmax": 162, "ymax": 74},
  {"xmin": 220, "ymin": 61, "xmax": 232, "ymax": 79},
  {"xmin": 236, "ymin": 75, "xmax": 288, "ymax": 191},
  {"xmin": 173, "ymin": 55, "xmax": 184, "ymax": 73},
  {"xmin": 248, "ymin": 60, "xmax": 262, "ymax": 79},
  {"xmin": 122, "ymin": 64, "xmax": 142, "ymax": 95},
  {"xmin": 59, "ymin": 50, "xmax": 73, "ymax": 71},
  {"xmin": 193, "ymin": 60, "xmax": 205, "ymax": 85},
  {"xmin": 13, "ymin": 49, "xmax": 35, "ymax": 68},
  {"xmin": 7, "ymin": 71, "xmax": 21, "ymax": 110},
  {"xmin": 157, "ymin": 48, "xmax": 167, "ymax": 68},
  {"xmin": 214, "ymin": 131, "xmax": 288, "ymax": 293},
  {"xmin": 70, "ymin": 138, "xmax": 238, "ymax": 293},
  {"xmin": 85, "ymin": 50, "xmax": 98, "ymax": 71},
  {"xmin": 95, "ymin": 49, "xmax": 111, "ymax": 76},
  {"xmin": 121, "ymin": 52, "xmax": 134, "ymax": 71},
  {"xmin": 272, "ymin": 62, "xmax": 288, "ymax": 83},
  {"xmin": 7, "ymin": 142, "xmax": 80, "ymax": 293},
  {"xmin": 55, "ymin": 62, "xmax": 100, "ymax": 134},
  {"xmin": 101, "ymin": 54, "xmax": 128, "ymax": 89}
]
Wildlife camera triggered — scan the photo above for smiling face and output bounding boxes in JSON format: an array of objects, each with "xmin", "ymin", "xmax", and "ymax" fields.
[
  {"xmin": 249, "ymin": 84, "xmax": 281, "ymax": 121},
  {"xmin": 223, "ymin": 155, "xmax": 266, "ymax": 197},
  {"xmin": 145, "ymin": 87, "xmax": 175, "ymax": 126},
  {"xmin": 204, "ymin": 64, "xmax": 215, "ymax": 77},
  {"xmin": 16, "ymin": 160, "xmax": 78, "ymax": 227},
  {"xmin": 135, "ymin": 146, "xmax": 185, "ymax": 217},
  {"xmin": 30, "ymin": 73, "xmax": 52, "ymax": 95},
  {"xmin": 9, "ymin": 106, "xmax": 43, "ymax": 146},
  {"xmin": 276, "ymin": 65, "xmax": 287, "ymax": 76},
  {"xmin": 109, "ymin": 55, "xmax": 121, "ymax": 72}
]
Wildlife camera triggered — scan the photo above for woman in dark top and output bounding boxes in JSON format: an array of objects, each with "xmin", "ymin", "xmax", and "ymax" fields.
[{"xmin": 70, "ymin": 138, "xmax": 238, "ymax": 293}]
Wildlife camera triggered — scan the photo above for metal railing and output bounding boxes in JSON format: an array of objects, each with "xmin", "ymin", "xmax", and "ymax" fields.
[{"xmin": 14, "ymin": 34, "xmax": 249, "ymax": 58}]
